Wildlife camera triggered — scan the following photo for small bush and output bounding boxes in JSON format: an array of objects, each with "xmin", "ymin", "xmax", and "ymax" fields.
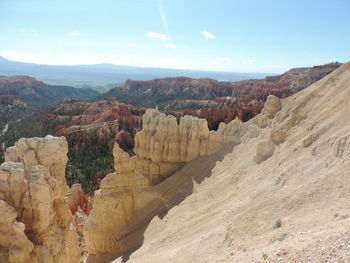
[{"xmin": 273, "ymin": 218, "xmax": 282, "ymax": 229}]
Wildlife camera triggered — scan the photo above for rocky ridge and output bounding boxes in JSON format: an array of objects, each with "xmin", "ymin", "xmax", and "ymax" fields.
[
  {"xmin": 83, "ymin": 96, "xmax": 283, "ymax": 262},
  {"xmin": 0, "ymin": 75, "xmax": 98, "ymax": 107},
  {"xmin": 84, "ymin": 62, "xmax": 350, "ymax": 263},
  {"xmin": 106, "ymin": 62, "xmax": 350, "ymax": 263},
  {"xmin": 101, "ymin": 63, "xmax": 340, "ymax": 110}
]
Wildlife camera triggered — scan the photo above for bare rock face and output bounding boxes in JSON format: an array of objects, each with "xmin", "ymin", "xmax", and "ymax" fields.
[
  {"xmin": 84, "ymin": 109, "xmax": 260, "ymax": 262},
  {"xmin": 0, "ymin": 200, "xmax": 34, "ymax": 263},
  {"xmin": 132, "ymin": 109, "xmax": 260, "ymax": 184},
  {"xmin": 0, "ymin": 136, "xmax": 80, "ymax": 263}
]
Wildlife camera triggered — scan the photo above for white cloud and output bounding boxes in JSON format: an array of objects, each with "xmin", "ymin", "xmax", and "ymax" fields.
[
  {"xmin": 166, "ymin": 43, "xmax": 176, "ymax": 48},
  {"xmin": 146, "ymin": 32, "xmax": 168, "ymax": 41},
  {"xmin": 123, "ymin": 41, "xmax": 136, "ymax": 47},
  {"xmin": 200, "ymin": 30, "xmax": 215, "ymax": 40},
  {"xmin": 217, "ymin": 57, "xmax": 232, "ymax": 62},
  {"xmin": 18, "ymin": 28, "xmax": 24, "ymax": 33},
  {"xmin": 68, "ymin": 32, "xmax": 81, "ymax": 37}
]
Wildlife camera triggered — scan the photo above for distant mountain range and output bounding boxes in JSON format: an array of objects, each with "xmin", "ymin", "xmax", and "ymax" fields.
[
  {"xmin": 0, "ymin": 56, "xmax": 269, "ymax": 92},
  {"xmin": 0, "ymin": 75, "xmax": 98, "ymax": 107}
]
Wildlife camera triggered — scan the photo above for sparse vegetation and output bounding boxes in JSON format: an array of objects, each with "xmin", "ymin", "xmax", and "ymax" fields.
[
  {"xmin": 262, "ymin": 252, "xmax": 269, "ymax": 260},
  {"xmin": 273, "ymin": 218, "xmax": 282, "ymax": 229},
  {"xmin": 271, "ymin": 232, "xmax": 288, "ymax": 242}
]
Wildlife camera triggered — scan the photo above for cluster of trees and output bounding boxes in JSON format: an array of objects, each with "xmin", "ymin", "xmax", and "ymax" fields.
[
  {"xmin": 96, "ymin": 84, "xmax": 224, "ymax": 109},
  {"xmin": 0, "ymin": 106, "xmax": 46, "ymax": 163},
  {"xmin": 64, "ymin": 127, "xmax": 114, "ymax": 195}
]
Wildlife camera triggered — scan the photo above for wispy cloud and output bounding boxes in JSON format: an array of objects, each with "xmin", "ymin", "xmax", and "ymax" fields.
[
  {"xmin": 200, "ymin": 30, "xmax": 215, "ymax": 40},
  {"xmin": 146, "ymin": 32, "xmax": 168, "ymax": 41},
  {"xmin": 158, "ymin": 0, "xmax": 169, "ymax": 36},
  {"xmin": 18, "ymin": 28, "xmax": 24, "ymax": 33},
  {"xmin": 68, "ymin": 32, "xmax": 81, "ymax": 37},
  {"xmin": 166, "ymin": 43, "xmax": 176, "ymax": 48},
  {"xmin": 217, "ymin": 57, "xmax": 232, "ymax": 62},
  {"xmin": 123, "ymin": 41, "xmax": 136, "ymax": 47}
]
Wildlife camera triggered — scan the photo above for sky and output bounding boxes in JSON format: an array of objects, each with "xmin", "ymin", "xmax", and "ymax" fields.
[{"xmin": 0, "ymin": 0, "xmax": 349, "ymax": 73}]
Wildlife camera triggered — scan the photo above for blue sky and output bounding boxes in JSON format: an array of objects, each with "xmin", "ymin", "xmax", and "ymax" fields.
[{"xmin": 0, "ymin": 0, "xmax": 349, "ymax": 73}]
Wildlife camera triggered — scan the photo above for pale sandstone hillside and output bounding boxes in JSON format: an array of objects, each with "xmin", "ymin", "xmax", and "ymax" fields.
[{"xmin": 111, "ymin": 63, "xmax": 350, "ymax": 263}]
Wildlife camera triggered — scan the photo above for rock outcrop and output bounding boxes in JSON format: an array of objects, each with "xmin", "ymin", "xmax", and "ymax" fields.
[
  {"xmin": 84, "ymin": 108, "xmax": 262, "ymax": 262},
  {"xmin": 121, "ymin": 109, "xmax": 262, "ymax": 184},
  {"xmin": 66, "ymin": 183, "xmax": 92, "ymax": 216},
  {"xmin": 0, "ymin": 135, "xmax": 80, "ymax": 263}
]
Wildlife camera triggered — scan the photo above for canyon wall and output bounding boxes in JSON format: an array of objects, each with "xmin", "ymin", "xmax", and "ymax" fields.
[
  {"xmin": 0, "ymin": 136, "xmax": 80, "ymax": 263},
  {"xmin": 84, "ymin": 100, "xmax": 285, "ymax": 262}
]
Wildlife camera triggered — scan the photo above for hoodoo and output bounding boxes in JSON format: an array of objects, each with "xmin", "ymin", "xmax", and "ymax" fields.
[{"xmin": 0, "ymin": 136, "xmax": 80, "ymax": 263}]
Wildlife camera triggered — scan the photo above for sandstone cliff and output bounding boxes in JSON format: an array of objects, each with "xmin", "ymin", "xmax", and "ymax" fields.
[
  {"xmin": 105, "ymin": 62, "xmax": 350, "ymax": 263},
  {"xmin": 84, "ymin": 104, "xmax": 268, "ymax": 262},
  {"xmin": 0, "ymin": 136, "xmax": 80, "ymax": 263}
]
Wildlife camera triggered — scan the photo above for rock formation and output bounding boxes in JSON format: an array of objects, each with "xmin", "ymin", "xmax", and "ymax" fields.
[
  {"xmin": 96, "ymin": 63, "xmax": 350, "ymax": 263},
  {"xmin": 47, "ymin": 62, "xmax": 341, "ymax": 156},
  {"xmin": 104, "ymin": 63, "xmax": 340, "ymax": 107},
  {"xmin": 0, "ymin": 135, "xmax": 80, "ymax": 263},
  {"xmin": 84, "ymin": 108, "xmax": 262, "ymax": 262},
  {"xmin": 66, "ymin": 183, "xmax": 92, "ymax": 216},
  {"xmin": 46, "ymin": 99, "xmax": 145, "ymax": 154}
]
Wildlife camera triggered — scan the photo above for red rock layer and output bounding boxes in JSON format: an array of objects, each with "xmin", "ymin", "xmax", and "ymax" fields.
[
  {"xmin": 66, "ymin": 184, "xmax": 92, "ymax": 215},
  {"xmin": 46, "ymin": 99, "xmax": 145, "ymax": 153}
]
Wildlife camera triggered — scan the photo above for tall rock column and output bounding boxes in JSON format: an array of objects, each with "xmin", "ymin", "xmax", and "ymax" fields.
[{"xmin": 0, "ymin": 135, "xmax": 80, "ymax": 263}]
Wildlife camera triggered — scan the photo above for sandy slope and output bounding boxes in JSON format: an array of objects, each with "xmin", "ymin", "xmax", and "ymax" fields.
[{"xmin": 113, "ymin": 62, "xmax": 350, "ymax": 263}]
